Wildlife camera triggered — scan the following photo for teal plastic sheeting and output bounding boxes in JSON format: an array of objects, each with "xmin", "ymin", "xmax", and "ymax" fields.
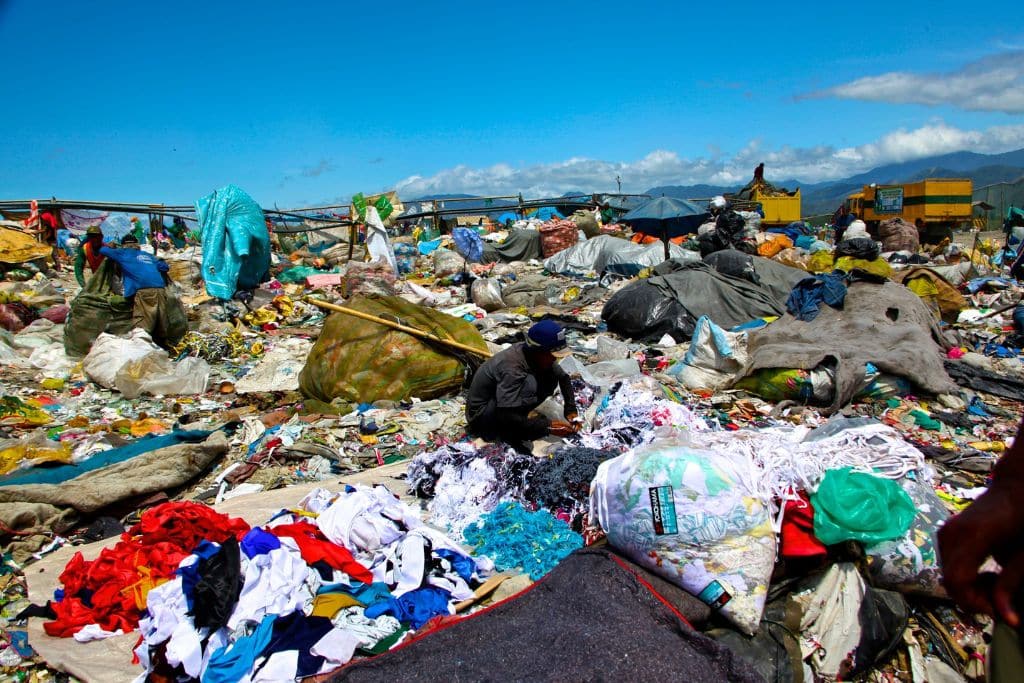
[
  {"xmin": 195, "ymin": 185, "xmax": 271, "ymax": 300},
  {"xmin": 0, "ymin": 430, "xmax": 212, "ymax": 487}
]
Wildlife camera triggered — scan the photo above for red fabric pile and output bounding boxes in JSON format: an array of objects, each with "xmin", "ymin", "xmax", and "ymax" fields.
[
  {"xmin": 269, "ymin": 521, "xmax": 373, "ymax": 583},
  {"xmin": 45, "ymin": 502, "xmax": 251, "ymax": 637}
]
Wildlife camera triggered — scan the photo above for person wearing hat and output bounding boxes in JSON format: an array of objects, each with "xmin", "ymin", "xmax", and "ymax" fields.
[
  {"xmin": 465, "ymin": 319, "xmax": 579, "ymax": 454},
  {"xmin": 73, "ymin": 225, "xmax": 106, "ymax": 287},
  {"xmin": 99, "ymin": 235, "xmax": 175, "ymax": 347}
]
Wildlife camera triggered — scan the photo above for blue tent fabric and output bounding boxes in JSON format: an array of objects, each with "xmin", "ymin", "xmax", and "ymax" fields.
[
  {"xmin": 530, "ymin": 207, "xmax": 563, "ymax": 221},
  {"xmin": 0, "ymin": 430, "xmax": 212, "ymax": 487},
  {"xmin": 195, "ymin": 185, "xmax": 271, "ymax": 300},
  {"xmin": 496, "ymin": 212, "xmax": 519, "ymax": 225},
  {"xmin": 452, "ymin": 228, "xmax": 484, "ymax": 263},
  {"xmin": 622, "ymin": 197, "xmax": 709, "ymax": 239}
]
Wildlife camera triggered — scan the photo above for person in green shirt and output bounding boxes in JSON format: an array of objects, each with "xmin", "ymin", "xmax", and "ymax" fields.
[{"xmin": 73, "ymin": 226, "xmax": 106, "ymax": 287}]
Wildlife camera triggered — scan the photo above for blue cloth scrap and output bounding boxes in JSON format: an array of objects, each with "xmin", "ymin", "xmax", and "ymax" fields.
[
  {"xmin": 10, "ymin": 630, "xmax": 32, "ymax": 657},
  {"xmin": 363, "ymin": 586, "xmax": 452, "ymax": 630},
  {"xmin": 253, "ymin": 612, "xmax": 334, "ymax": 679},
  {"xmin": 786, "ymin": 272, "xmax": 848, "ymax": 322},
  {"xmin": 435, "ymin": 548, "xmax": 476, "ymax": 583},
  {"xmin": 240, "ymin": 528, "xmax": 281, "ymax": 559},
  {"xmin": 967, "ymin": 397, "xmax": 991, "ymax": 417},
  {"xmin": 177, "ymin": 541, "xmax": 222, "ymax": 611},
  {"xmin": 794, "ymin": 235, "xmax": 816, "ymax": 250},
  {"xmin": 966, "ymin": 277, "xmax": 1013, "ymax": 294},
  {"xmin": 0, "ymin": 430, "xmax": 212, "ymax": 488},
  {"xmin": 462, "ymin": 502, "xmax": 583, "ymax": 580},
  {"xmin": 203, "ymin": 613, "xmax": 277, "ymax": 683}
]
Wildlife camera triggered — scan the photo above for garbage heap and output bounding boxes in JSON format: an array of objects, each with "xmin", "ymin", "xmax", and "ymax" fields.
[{"xmin": 0, "ymin": 201, "xmax": 1020, "ymax": 681}]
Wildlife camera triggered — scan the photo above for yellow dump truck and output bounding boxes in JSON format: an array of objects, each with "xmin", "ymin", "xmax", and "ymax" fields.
[
  {"xmin": 846, "ymin": 178, "xmax": 973, "ymax": 238},
  {"xmin": 750, "ymin": 186, "xmax": 801, "ymax": 225},
  {"xmin": 727, "ymin": 177, "xmax": 802, "ymax": 226}
]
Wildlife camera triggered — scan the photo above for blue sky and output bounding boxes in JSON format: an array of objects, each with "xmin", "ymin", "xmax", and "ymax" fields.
[{"xmin": 2, "ymin": 0, "xmax": 1022, "ymax": 206}]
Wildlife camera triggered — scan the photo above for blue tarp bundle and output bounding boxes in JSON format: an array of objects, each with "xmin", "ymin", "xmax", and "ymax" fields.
[
  {"xmin": 0, "ymin": 430, "xmax": 212, "ymax": 487},
  {"xmin": 195, "ymin": 185, "xmax": 271, "ymax": 300}
]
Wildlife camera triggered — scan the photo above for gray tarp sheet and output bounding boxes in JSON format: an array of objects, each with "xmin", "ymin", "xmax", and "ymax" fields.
[
  {"xmin": 743, "ymin": 280, "xmax": 957, "ymax": 414},
  {"xmin": 482, "ymin": 229, "xmax": 543, "ymax": 263},
  {"xmin": 602, "ymin": 259, "xmax": 804, "ymax": 342},
  {"xmin": 543, "ymin": 235, "xmax": 699, "ymax": 277}
]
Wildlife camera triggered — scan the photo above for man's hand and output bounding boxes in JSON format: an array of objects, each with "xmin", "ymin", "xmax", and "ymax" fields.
[
  {"xmin": 939, "ymin": 486, "xmax": 1024, "ymax": 626},
  {"xmin": 564, "ymin": 412, "xmax": 582, "ymax": 433},
  {"xmin": 548, "ymin": 421, "xmax": 574, "ymax": 437}
]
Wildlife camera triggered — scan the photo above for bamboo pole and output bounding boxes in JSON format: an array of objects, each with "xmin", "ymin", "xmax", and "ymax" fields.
[{"xmin": 306, "ymin": 298, "xmax": 492, "ymax": 358}]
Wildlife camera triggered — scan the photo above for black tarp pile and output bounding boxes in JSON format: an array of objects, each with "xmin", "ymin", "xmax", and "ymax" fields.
[
  {"xmin": 601, "ymin": 252, "xmax": 805, "ymax": 342},
  {"xmin": 331, "ymin": 547, "xmax": 761, "ymax": 682}
]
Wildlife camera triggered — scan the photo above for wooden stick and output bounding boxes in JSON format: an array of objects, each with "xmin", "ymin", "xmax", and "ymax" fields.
[
  {"xmin": 306, "ymin": 298, "xmax": 492, "ymax": 358},
  {"xmin": 977, "ymin": 299, "xmax": 1022, "ymax": 320}
]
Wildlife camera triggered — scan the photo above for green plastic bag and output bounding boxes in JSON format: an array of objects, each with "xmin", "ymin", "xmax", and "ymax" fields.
[
  {"xmin": 352, "ymin": 193, "xmax": 368, "ymax": 221},
  {"xmin": 64, "ymin": 260, "xmax": 134, "ymax": 357},
  {"xmin": 374, "ymin": 195, "xmax": 394, "ymax": 221},
  {"xmin": 811, "ymin": 467, "xmax": 916, "ymax": 545}
]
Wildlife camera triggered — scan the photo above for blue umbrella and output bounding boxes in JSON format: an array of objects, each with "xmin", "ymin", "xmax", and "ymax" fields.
[{"xmin": 622, "ymin": 196, "xmax": 709, "ymax": 259}]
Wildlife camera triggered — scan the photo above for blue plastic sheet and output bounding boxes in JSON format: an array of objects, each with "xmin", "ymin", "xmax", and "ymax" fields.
[
  {"xmin": 195, "ymin": 185, "xmax": 271, "ymax": 300},
  {"xmin": 418, "ymin": 238, "xmax": 443, "ymax": 255},
  {"xmin": 965, "ymin": 277, "xmax": 1014, "ymax": 294}
]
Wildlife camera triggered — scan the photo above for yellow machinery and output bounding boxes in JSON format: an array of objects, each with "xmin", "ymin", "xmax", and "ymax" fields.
[
  {"xmin": 846, "ymin": 178, "xmax": 972, "ymax": 229},
  {"xmin": 750, "ymin": 186, "xmax": 801, "ymax": 225},
  {"xmin": 727, "ymin": 175, "xmax": 802, "ymax": 226}
]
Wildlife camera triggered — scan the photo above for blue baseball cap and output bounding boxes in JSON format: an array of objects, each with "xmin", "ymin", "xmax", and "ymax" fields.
[{"xmin": 525, "ymin": 320, "xmax": 567, "ymax": 352}]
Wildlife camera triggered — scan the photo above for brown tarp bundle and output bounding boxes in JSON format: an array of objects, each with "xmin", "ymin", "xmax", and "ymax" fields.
[
  {"xmin": 299, "ymin": 296, "xmax": 489, "ymax": 404},
  {"xmin": 0, "ymin": 433, "xmax": 228, "ymax": 562},
  {"xmin": 892, "ymin": 267, "xmax": 966, "ymax": 324},
  {"xmin": 878, "ymin": 217, "xmax": 920, "ymax": 254}
]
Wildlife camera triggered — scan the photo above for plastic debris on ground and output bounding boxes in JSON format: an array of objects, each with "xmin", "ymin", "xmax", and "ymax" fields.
[{"xmin": 1, "ymin": 201, "xmax": 1022, "ymax": 682}]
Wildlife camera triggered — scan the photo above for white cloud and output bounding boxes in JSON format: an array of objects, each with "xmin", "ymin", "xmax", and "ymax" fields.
[
  {"xmin": 391, "ymin": 121, "xmax": 1024, "ymax": 197},
  {"xmin": 809, "ymin": 51, "xmax": 1024, "ymax": 113}
]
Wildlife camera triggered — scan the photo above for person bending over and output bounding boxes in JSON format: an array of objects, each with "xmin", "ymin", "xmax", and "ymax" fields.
[{"xmin": 465, "ymin": 320, "xmax": 578, "ymax": 454}]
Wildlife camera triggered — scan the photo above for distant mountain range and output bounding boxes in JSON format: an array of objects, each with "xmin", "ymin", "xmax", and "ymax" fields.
[
  {"xmin": 649, "ymin": 148, "xmax": 1024, "ymax": 217},
  {"xmin": 411, "ymin": 148, "xmax": 1024, "ymax": 219}
]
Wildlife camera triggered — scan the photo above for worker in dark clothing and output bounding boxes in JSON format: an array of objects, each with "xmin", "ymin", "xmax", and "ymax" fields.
[
  {"xmin": 466, "ymin": 320, "xmax": 579, "ymax": 454},
  {"xmin": 99, "ymin": 235, "xmax": 176, "ymax": 347},
  {"xmin": 753, "ymin": 162, "xmax": 765, "ymax": 183},
  {"xmin": 74, "ymin": 225, "xmax": 106, "ymax": 287}
]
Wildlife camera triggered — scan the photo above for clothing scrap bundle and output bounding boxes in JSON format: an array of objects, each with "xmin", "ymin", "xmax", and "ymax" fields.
[
  {"xmin": 43, "ymin": 486, "xmax": 493, "ymax": 681},
  {"xmin": 406, "ymin": 442, "xmax": 534, "ymax": 538},
  {"xmin": 576, "ymin": 378, "xmax": 710, "ymax": 451}
]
